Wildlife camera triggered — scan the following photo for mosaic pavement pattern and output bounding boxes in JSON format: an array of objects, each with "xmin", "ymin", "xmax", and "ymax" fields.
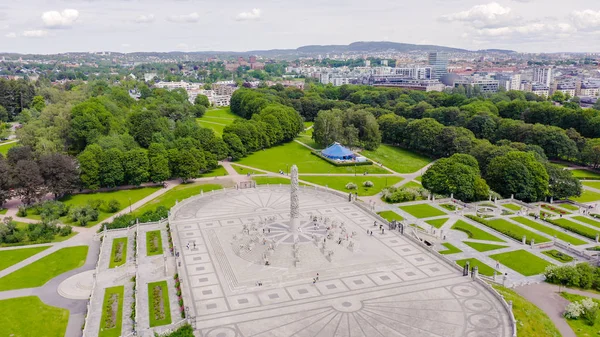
[{"xmin": 170, "ymin": 187, "xmax": 513, "ymax": 337}]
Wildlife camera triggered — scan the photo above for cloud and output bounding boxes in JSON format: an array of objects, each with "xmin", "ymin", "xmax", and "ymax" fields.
[
  {"xmin": 176, "ymin": 43, "xmax": 189, "ymax": 50},
  {"xmin": 477, "ymin": 22, "xmax": 575, "ymax": 38},
  {"xmin": 135, "ymin": 14, "xmax": 155, "ymax": 24},
  {"xmin": 22, "ymin": 30, "xmax": 49, "ymax": 38},
  {"xmin": 439, "ymin": 2, "xmax": 515, "ymax": 28},
  {"xmin": 42, "ymin": 9, "xmax": 79, "ymax": 28},
  {"xmin": 167, "ymin": 12, "xmax": 200, "ymax": 23},
  {"xmin": 236, "ymin": 8, "xmax": 261, "ymax": 21},
  {"xmin": 570, "ymin": 10, "xmax": 600, "ymax": 30},
  {"xmin": 5, "ymin": 32, "xmax": 16, "ymax": 38}
]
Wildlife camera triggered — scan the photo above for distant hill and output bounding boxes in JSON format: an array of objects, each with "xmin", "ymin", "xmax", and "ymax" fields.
[{"xmin": 295, "ymin": 41, "xmax": 470, "ymax": 54}]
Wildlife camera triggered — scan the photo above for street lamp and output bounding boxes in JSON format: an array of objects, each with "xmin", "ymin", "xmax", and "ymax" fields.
[{"xmin": 129, "ymin": 197, "xmax": 132, "ymax": 213}]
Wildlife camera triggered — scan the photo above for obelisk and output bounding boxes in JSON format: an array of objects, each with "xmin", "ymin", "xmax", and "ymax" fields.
[{"xmin": 290, "ymin": 164, "xmax": 300, "ymax": 236}]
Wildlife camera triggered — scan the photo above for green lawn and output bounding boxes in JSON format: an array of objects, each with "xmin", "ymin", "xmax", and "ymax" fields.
[
  {"xmin": 583, "ymin": 181, "xmax": 600, "ymax": 190},
  {"xmin": 0, "ymin": 141, "xmax": 17, "ymax": 156},
  {"xmin": 300, "ymin": 175, "xmax": 402, "ymax": 196},
  {"xmin": 439, "ymin": 242, "xmax": 462, "ymax": 255},
  {"xmin": 403, "ymin": 181, "xmax": 423, "ymax": 190},
  {"xmin": 296, "ymin": 132, "xmax": 322, "ymax": 150},
  {"xmin": 550, "ymin": 218, "xmax": 600, "ymax": 240},
  {"xmin": 456, "ymin": 258, "xmax": 498, "ymax": 276},
  {"xmin": 477, "ymin": 218, "xmax": 551, "ymax": 244},
  {"xmin": 559, "ymin": 203, "xmax": 580, "ymax": 211},
  {"xmin": 235, "ymin": 141, "xmax": 390, "ymax": 174},
  {"xmin": 425, "ymin": 218, "xmax": 449, "ymax": 229},
  {"xmin": 490, "ymin": 250, "xmax": 553, "ymax": 276},
  {"xmin": 0, "ymin": 245, "xmax": 88, "ymax": 291},
  {"xmin": 133, "ymin": 182, "xmax": 223, "ymax": 217},
  {"xmin": 573, "ymin": 215, "xmax": 600, "ymax": 229},
  {"xmin": 109, "ymin": 238, "xmax": 127, "ymax": 268},
  {"xmin": 199, "ymin": 165, "xmax": 228, "ymax": 178},
  {"xmin": 571, "ymin": 169, "xmax": 600, "ymax": 179},
  {"xmin": 463, "ymin": 241, "xmax": 508, "ymax": 252},
  {"xmin": 377, "ymin": 210, "xmax": 404, "ymax": 222},
  {"xmin": 148, "ymin": 280, "xmax": 171, "ymax": 327},
  {"xmin": 0, "ymin": 208, "xmax": 7, "ymax": 214},
  {"xmin": 360, "ymin": 144, "xmax": 432, "ymax": 174},
  {"xmin": 253, "ymin": 176, "xmax": 291, "ymax": 185},
  {"xmin": 503, "ymin": 203, "xmax": 522, "ymax": 211},
  {"xmin": 542, "ymin": 249, "xmax": 574, "ymax": 263},
  {"xmin": 196, "ymin": 120, "xmax": 226, "ymax": 136},
  {"xmin": 512, "ymin": 216, "xmax": 587, "ymax": 245},
  {"xmin": 561, "ymin": 292, "xmax": 600, "ymax": 337},
  {"xmin": 451, "ymin": 220, "xmax": 505, "ymax": 242},
  {"xmin": 399, "ymin": 204, "xmax": 446, "ymax": 218},
  {"xmin": 146, "ymin": 230, "xmax": 163, "ymax": 256},
  {"xmin": 196, "ymin": 107, "xmax": 239, "ymax": 136},
  {"xmin": 493, "ymin": 285, "xmax": 561, "ymax": 337},
  {"xmin": 0, "ymin": 296, "xmax": 69, "ymax": 337},
  {"xmin": 99, "ymin": 286, "xmax": 124, "ymax": 337},
  {"xmin": 571, "ymin": 189, "xmax": 600, "ymax": 203},
  {"xmin": 414, "ymin": 176, "xmax": 422, "ymax": 182},
  {"xmin": 0, "ymin": 246, "xmax": 49, "ymax": 271}
]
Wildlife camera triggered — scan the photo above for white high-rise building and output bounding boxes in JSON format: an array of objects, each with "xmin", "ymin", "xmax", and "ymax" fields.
[{"xmin": 533, "ymin": 67, "xmax": 553, "ymax": 86}]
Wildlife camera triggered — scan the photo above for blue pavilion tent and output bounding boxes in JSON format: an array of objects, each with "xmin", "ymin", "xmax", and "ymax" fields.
[{"xmin": 320, "ymin": 142, "xmax": 356, "ymax": 160}]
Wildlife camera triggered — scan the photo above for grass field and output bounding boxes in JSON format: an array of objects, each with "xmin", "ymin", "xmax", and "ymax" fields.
[
  {"xmin": 0, "ymin": 208, "xmax": 6, "ymax": 214},
  {"xmin": 463, "ymin": 241, "xmax": 508, "ymax": 252},
  {"xmin": 493, "ymin": 285, "xmax": 561, "ymax": 337},
  {"xmin": 583, "ymin": 180, "xmax": 600, "ymax": 189},
  {"xmin": 573, "ymin": 215, "xmax": 600, "ymax": 229},
  {"xmin": 0, "ymin": 245, "xmax": 88, "ymax": 291},
  {"xmin": 199, "ymin": 165, "xmax": 228, "ymax": 178},
  {"xmin": 550, "ymin": 218, "xmax": 600, "ymax": 240},
  {"xmin": 360, "ymin": 144, "xmax": 432, "ymax": 174},
  {"xmin": 542, "ymin": 249, "xmax": 574, "ymax": 263},
  {"xmin": 399, "ymin": 204, "xmax": 446, "ymax": 218},
  {"xmin": 477, "ymin": 218, "xmax": 550, "ymax": 244},
  {"xmin": 235, "ymin": 141, "xmax": 390, "ymax": 174},
  {"xmin": 300, "ymin": 175, "xmax": 402, "ymax": 196},
  {"xmin": 571, "ymin": 169, "xmax": 600, "ymax": 179},
  {"xmin": 451, "ymin": 220, "xmax": 505, "ymax": 242},
  {"xmin": 0, "ymin": 141, "xmax": 17, "ymax": 156},
  {"xmin": 148, "ymin": 280, "xmax": 171, "ymax": 327},
  {"xmin": 512, "ymin": 216, "xmax": 587, "ymax": 245},
  {"xmin": 0, "ymin": 296, "xmax": 69, "ymax": 337},
  {"xmin": 571, "ymin": 189, "xmax": 600, "ymax": 203},
  {"xmin": 99, "ymin": 286, "xmax": 124, "ymax": 337},
  {"xmin": 0, "ymin": 246, "xmax": 49, "ymax": 271},
  {"xmin": 146, "ymin": 230, "xmax": 163, "ymax": 256},
  {"xmin": 133, "ymin": 182, "xmax": 224, "ymax": 216},
  {"xmin": 502, "ymin": 203, "xmax": 522, "ymax": 211},
  {"xmin": 253, "ymin": 176, "xmax": 291, "ymax": 185},
  {"xmin": 109, "ymin": 238, "xmax": 127, "ymax": 268},
  {"xmin": 558, "ymin": 203, "xmax": 580, "ymax": 211},
  {"xmin": 377, "ymin": 210, "xmax": 404, "ymax": 222},
  {"xmin": 425, "ymin": 218, "xmax": 449, "ymax": 229},
  {"xmin": 456, "ymin": 258, "xmax": 498, "ymax": 276},
  {"xmin": 403, "ymin": 181, "xmax": 423, "ymax": 190},
  {"xmin": 195, "ymin": 107, "xmax": 239, "ymax": 136},
  {"xmin": 490, "ymin": 250, "xmax": 553, "ymax": 276},
  {"xmin": 439, "ymin": 242, "xmax": 462, "ymax": 255}
]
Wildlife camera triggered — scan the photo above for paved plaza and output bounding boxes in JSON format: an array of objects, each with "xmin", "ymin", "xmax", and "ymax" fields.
[{"xmin": 170, "ymin": 186, "xmax": 514, "ymax": 337}]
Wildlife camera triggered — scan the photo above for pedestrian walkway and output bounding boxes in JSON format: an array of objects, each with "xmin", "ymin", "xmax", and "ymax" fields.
[{"xmin": 515, "ymin": 283, "xmax": 576, "ymax": 337}]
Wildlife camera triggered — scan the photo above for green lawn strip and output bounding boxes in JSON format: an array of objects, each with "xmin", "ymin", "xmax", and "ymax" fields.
[
  {"xmin": 541, "ymin": 249, "xmax": 574, "ymax": 263},
  {"xmin": 0, "ymin": 208, "xmax": 7, "ymax": 215},
  {"xmin": 439, "ymin": 242, "xmax": 462, "ymax": 255},
  {"xmin": 425, "ymin": 218, "xmax": 449, "ymax": 229},
  {"xmin": 490, "ymin": 250, "xmax": 553, "ymax": 276},
  {"xmin": 146, "ymin": 231, "xmax": 163, "ymax": 256},
  {"xmin": 109, "ymin": 238, "xmax": 128, "ymax": 268},
  {"xmin": 0, "ymin": 245, "xmax": 88, "ymax": 291},
  {"xmin": 300, "ymin": 175, "xmax": 402, "ymax": 196},
  {"xmin": 463, "ymin": 241, "xmax": 508, "ymax": 252},
  {"xmin": 573, "ymin": 215, "xmax": 600, "ymax": 229},
  {"xmin": 571, "ymin": 189, "xmax": 600, "ymax": 203},
  {"xmin": 296, "ymin": 134, "xmax": 322, "ymax": 150},
  {"xmin": 148, "ymin": 280, "xmax": 171, "ymax": 327},
  {"xmin": 582, "ymin": 181, "xmax": 600, "ymax": 190},
  {"xmin": 414, "ymin": 176, "xmax": 422, "ymax": 182},
  {"xmin": 399, "ymin": 204, "xmax": 446, "ymax": 218},
  {"xmin": 199, "ymin": 165, "xmax": 228, "ymax": 177},
  {"xmin": 133, "ymin": 183, "xmax": 223, "ymax": 217},
  {"xmin": 98, "ymin": 286, "xmax": 124, "ymax": 337},
  {"xmin": 360, "ymin": 144, "xmax": 432, "ymax": 174},
  {"xmin": 492, "ymin": 285, "xmax": 562, "ymax": 337},
  {"xmin": 546, "ymin": 218, "xmax": 600, "ymax": 240},
  {"xmin": 0, "ymin": 141, "xmax": 17, "ymax": 156},
  {"xmin": 231, "ymin": 164, "xmax": 253, "ymax": 175},
  {"xmin": 0, "ymin": 246, "xmax": 49, "ymax": 271},
  {"xmin": 235, "ymin": 141, "xmax": 390, "ymax": 174},
  {"xmin": 0, "ymin": 296, "xmax": 69, "ymax": 337},
  {"xmin": 502, "ymin": 203, "xmax": 522, "ymax": 211},
  {"xmin": 450, "ymin": 220, "xmax": 505, "ymax": 242},
  {"xmin": 403, "ymin": 181, "xmax": 423, "ymax": 189},
  {"xmin": 253, "ymin": 176, "xmax": 291, "ymax": 185},
  {"xmin": 377, "ymin": 210, "xmax": 404, "ymax": 222},
  {"xmin": 558, "ymin": 203, "xmax": 580, "ymax": 211},
  {"xmin": 571, "ymin": 169, "xmax": 600, "ymax": 179},
  {"xmin": 512, "ymin": 216, "xmax": 587, "ymax": 246},
  {"xmin": 466, "ymin": 216, "xmax": 550, "ymax": 244},
  {"xmin": 196, "ymin": 120, "xmax": 225, "ymax": 136},
  {"xmin": 455, "ymin": 258, "xmax": 498, "ymax": 276},
  {"xmin": 560, "ymin": 292, "xmax": 600, "ymax": 336}
]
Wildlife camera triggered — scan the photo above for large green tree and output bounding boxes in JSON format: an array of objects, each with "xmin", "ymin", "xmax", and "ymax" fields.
[
  {"xmin": 486, "ymin": 151, "xmax": 549, "ymax": 202},
  {"xmin": 123, "ymin": 148, "xmax": 150, "ymax": 186},
  {"xmin": 39, "ymin": 153, "xmax": 80, "ymax": 198},
  {"xmin": 148, "ymin": 143, "xmax": 170, "ymax": 182},
  {"xmin": 422, "ymin": 154, "xmax": 489, "ymax": 202},
  {"xmin": 545, "ymin": 164, "xmax": 582, "ymax": 200}
]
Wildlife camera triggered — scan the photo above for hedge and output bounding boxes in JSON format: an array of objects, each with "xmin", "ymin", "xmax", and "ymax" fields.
[{"xmin": 544, "ymin": 218, "xmax": 599, "ymax": 240}]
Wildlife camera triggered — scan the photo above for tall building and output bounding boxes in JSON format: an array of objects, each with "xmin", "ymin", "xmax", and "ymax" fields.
[
  {"xmin": 533, "ymin": 67, "xmax": 553, "ymax": 86},
  {"xmin": 428, "ymin": 52, "xmax": 448, "ymax": 80}
]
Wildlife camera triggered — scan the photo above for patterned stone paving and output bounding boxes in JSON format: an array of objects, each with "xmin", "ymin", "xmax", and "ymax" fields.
[{"xmin": 170, "ymin": 187, "xmax": 513, "ymax": 337}]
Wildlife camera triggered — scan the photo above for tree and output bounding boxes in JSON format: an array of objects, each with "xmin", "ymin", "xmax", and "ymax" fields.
[
  {"xmin": 545, "ymin": 163, "xmax": 582, "ymax": 200},
  {"xmin": 222, "ymin": 133, "xmax": 246, "ymax": 160},
  {"xmin": 31, "ymin": 95, "xmax": 46, "ymax": 112},
  {"xmin": 0, "ymin": 105, "xmax": 7, "ymax": 122},
  {"xmin": 99, "ymin": 148, "xmax": 125, "ymax": 188},
  {"xmin": 123, "ymin": 148, "xmax": 149, "ymax": 186},
  {"xmin": 78, "ymin": 145, "xmax": 102, "ymax": 190},
  {"xmin": 422, "ymin": 154, "xmax": 489, "ymax": 202},
  {"xmin": 148, "ymin": 143, "xmax": 171, "ymax": 182},
  {"xmin": 39, "ymin": 153, "xmax": 80, "ymax": 198},
  {"xmin": 194, "ymin": 94, "xmax": 210, "ymax": 108},
  {"xmin": 11, "ymin": 160, "xmax": 45, "ymax": 205},
  {"xmin": 0, "ymin": 156, "xmax": 11, "ymax": 207},
  {"xmin": 486, "ymin": 151, "xmax": 549, "ymax": 202},
  {"xmin": 169, "ymin": 148, "xmax": 204, "ymax": 182},
  {"xmin": 6, "ymin": 146, "xmax": 33, "ymax": 166},
  {"xmin": 312, "ymin": 109, "xmax": 343, "ymax": 148}
]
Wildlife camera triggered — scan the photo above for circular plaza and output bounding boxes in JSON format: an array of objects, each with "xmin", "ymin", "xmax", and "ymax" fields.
[{"xmin": 169, "ymin": 184, "xmax": 515, "ymax": 337}]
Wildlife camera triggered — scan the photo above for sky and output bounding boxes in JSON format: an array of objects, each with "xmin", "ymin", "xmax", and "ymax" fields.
[{"xmin": 0, "ymin": 0, "xmax": 599, "ymax": 54}]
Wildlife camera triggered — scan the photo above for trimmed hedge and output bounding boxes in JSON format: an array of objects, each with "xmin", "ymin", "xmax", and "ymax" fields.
[
  {"xmin": 310, "ymin": 151, "xmax": 372, "ymax": 167},
  {"xmin": 466, "ymin": 215, "xmax": 550, "ymax": 244},
  {"xmin": 544, "ymin": 218, "xmax": 599, "ymax": 240}
]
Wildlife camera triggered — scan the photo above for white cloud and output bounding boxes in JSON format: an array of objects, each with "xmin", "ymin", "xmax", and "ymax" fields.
[
  {"xmin": 477, "ymin": 22, "xmax": 575, "ymax": 37},
  {"xmin": 22, "ymin": 30, "xmax": 49, "ymax": 38},
  {"xmin": 236, "ymin": 8, "xmax": 261, "ymax": 21},
  {"xmin": 42, "ymin": 9, "xmax": 79, "ymax": 28},
  {"xmin": 5, "ymin": 32, "xmax": 16, "ymax": 38},
  {"xmin": 167, "ymin": 12, "xmax": 200, "ymax": 23},
  {"xmin": 176, "ymin": 43, "xmax": 189, "ymax": 50},
  {"xmin": 440, "ymin": 3, "xmax": 515, "ymax": 28},
  {"xmin": 135, "ymin": 14, "xmax": 155, "ymax": 24},
  {"xmin": 570, "ymin": 10, "xmax": 600, "ymax": 30}
]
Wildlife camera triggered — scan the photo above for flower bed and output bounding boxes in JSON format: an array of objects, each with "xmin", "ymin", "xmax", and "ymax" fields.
[
  {"xmin": 542, "ymin": 204, "xmax": 570, "ymax": 215},
  {"xmin": 148, "ymin": 281, "xmax": 171, "ymax": 327},
  {"xmin": 174, "ymin": 273, "xmax": 185, "ymax": 318},
  {"xmin": 146, "ymin": 230, "xmax": 163, "ymax": 256}
]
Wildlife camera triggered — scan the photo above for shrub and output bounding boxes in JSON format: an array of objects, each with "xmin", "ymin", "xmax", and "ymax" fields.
[
  {"xmin": 87, "ymin": 199, "xmax": 104, "ymax": 211},
  {"xmin": 59, "ymin": 225, "xmax": 72, "ymax": 236},
  {"xmin": 345, "ymin": 183, "xmax": 357, "ymax": 190},
  {"xmin": 69, "ymin": 205, "xmax": 99, "ymax": 226},
  {"xmin": 565, "ymin": 301, "xmax": 584, "ymax": 319},
  {"xmin": 363, "ymin": 181, "xmax": 374, "ymax": 187},
  {"xmin": 581, "ymin": 298, "xmax": 599, "ymax": 325},
  {"xmin": 17, "ymin": 207, "xmax": 27, "ymax": 217},
  {"xmin": 107, "ymin": 199, "xmax": 121, "ymax": 213}
]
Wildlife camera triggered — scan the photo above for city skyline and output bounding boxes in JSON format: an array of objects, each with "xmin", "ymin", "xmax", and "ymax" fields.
[{"xmin": 0, "ymin": 0, "xmax": 599, "ymax": 54}]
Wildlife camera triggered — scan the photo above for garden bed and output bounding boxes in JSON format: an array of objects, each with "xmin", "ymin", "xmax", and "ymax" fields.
[
  {"xmin": 148, "ymin": 281, "xmax": 171, "ymax": 327},
  {"xmin": 439, "ymin": 242, "xmax": 461, "ymax": 255},
  {"xmin": 146, "ymin": 231, "xmax": 163, "ymax": 256},
  {"xmin": 99, "ymin": 286, "xmax": 124, "ymax": 337},
  {"xmin": 466, "ymin": 215, "xmax": 550, "ymax": 244},
  {"xmin": 512, "ymin": 216, "xmax": 587, "ymax": 246},
  {"xmin": 450, "ymin": 220, "xmax": 505, "ymax": 242},
  {"xmin": 542, "ymin": 249, "xmax": 574, "ymax": 263},
  {"xmin": 109, "ymin": 238, "xmax": 127, "ymax": 268},
  {"xmin": 544, "ymin": 218, "xmax": 600, "ymax": 241},
  {"xmin": 490, "ymin": 250, "xmax": 553, "ymax": 276}
]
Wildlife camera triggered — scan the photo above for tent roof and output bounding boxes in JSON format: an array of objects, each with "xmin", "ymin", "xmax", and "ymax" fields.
[{"xmin": 321, "ymin": 142, "xmax": 354, "ymax": 157}]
